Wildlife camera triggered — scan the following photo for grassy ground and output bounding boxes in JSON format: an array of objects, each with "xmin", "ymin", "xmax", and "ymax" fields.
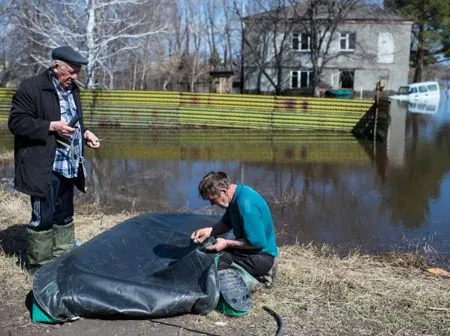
[
  {"xmin": 0, "ymin": 186, "xmax": 449, "ymax": 336},
  {"xmin": 0, "ymin": 149, "xmax": 13, "ymax": 165}
]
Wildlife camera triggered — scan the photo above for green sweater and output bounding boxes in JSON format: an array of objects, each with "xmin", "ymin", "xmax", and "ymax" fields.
[{"xmin": 221, "ymin": 185, "xmax": 278, "ymax": 257}]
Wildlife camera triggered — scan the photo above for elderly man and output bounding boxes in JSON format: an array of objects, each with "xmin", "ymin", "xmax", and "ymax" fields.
[
  {"xmin": 8, "ymin": 46, "xmax": 100, "ymax": 273},
  {"xmin": 191, "ymin": 171, "xmax": 278, "ymax": 279}
]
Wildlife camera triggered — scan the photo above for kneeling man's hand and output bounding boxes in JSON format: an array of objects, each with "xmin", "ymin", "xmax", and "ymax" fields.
[
  {"xmin": 206, "ymin": 237, "xmax": 228, "ymax": 252},
  {"xmin": 191, "ymin": 227, "xmax": 212, "ymax": 244}
]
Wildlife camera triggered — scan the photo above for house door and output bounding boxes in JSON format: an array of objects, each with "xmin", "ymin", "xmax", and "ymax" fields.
[{"xmin": 340, "ymin": 70, "xmax": 354, "ymax": 89}]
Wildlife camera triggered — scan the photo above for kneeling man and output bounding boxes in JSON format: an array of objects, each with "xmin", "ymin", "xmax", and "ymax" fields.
[{"xmin": 192, "ymin": 171, "xmax": 278, "ymax": 279}]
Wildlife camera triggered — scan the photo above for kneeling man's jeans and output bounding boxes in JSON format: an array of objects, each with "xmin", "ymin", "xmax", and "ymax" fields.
[{"xmin": 218, "ymin": 249, "xmax": 274, "ymax": 278}]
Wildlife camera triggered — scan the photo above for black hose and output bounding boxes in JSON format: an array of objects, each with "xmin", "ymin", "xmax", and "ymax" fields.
[
  {"xmin": 263, "ymin": 306, "xmax": 283, "ymax": 336},
  {"xmin": 154, "ymin": 305, "xmax": 283, "ymax": 335}
]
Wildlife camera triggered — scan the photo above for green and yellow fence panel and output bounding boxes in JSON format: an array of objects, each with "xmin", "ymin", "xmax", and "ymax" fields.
[
  {"xmin": 179, "ymin": 92, "xmax": 275, "ymax": 129},
  {"xmin": 0, "ymin": 88, "xmax": 375, "ymax": 133},
  {"xmin": 273, "ymin": 96, "xmax": 374, "ymax": 131},
  {"xmin": 81, "ymin": 90, "xmax": 180, "ymax": 128},
  {"xmin": 0, "ymin": 89, "xmax": 14, "ymax": 123}
]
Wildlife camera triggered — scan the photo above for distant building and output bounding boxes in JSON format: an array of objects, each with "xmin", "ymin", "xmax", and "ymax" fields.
[
  {"xmin": 210, "ymin": 71, "xmax": 234, "ymax": 94},
  {"xmin": 242, "ymin": 5, "xmax": 413, "ymax": 95}
]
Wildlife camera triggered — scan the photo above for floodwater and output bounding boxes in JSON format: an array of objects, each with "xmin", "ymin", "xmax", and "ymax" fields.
[{"xmin": 1, "ymin": 94, "xmax": 449, "ymax": 265}]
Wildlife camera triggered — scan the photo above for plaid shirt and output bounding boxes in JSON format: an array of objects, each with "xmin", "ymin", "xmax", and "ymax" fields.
[{"xmin": 51, "ymin": 74, "xmax": 83, "ymax": 178}]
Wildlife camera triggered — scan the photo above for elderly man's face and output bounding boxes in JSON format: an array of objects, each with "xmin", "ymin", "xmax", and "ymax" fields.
[{"xmin": 54, "ymin": 63, "xmax": 81, "ymax": 90}]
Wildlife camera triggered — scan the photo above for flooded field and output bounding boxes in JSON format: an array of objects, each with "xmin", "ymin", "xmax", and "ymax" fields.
[{"xmin": 1, "ymin": 95, "xmax": 449, "ymax": 265}]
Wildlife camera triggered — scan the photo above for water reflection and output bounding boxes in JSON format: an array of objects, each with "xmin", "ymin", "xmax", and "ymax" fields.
[
  {"xmin": 0, "ymin": 95, "xmax": 449, "ymax": 263},
  {"xmin": 381, "ymin": 96, "xmax": 450, "ymax": 262},
  {"xmin": 79, "ymin": 130, "xmax": 374, "ymax": 214}
]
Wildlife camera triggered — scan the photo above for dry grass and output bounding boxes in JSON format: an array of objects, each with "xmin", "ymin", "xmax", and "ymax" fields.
[
  {"xmin": 259, "ymin": 246, "xmax": 450, "ymax": 335},
  {"xmin": 268, "ymin": 184, "xmax": 303, "ymax": 208},
  {"xmin": 73, "ymin": 206, "xmax": 132, "ymax": 243},
  {"xmin": 167, "ymin": 246, "xmax": 449, "ymax": 336},
  {"xmin": 1, "ymin": 187, "xmax": 449, "ymax": 336},
  {"xmin": 0, "ymin": 149, "xmax": 13, "ymax": 165},
  {"xmin": 0, "ymin": 187, "xmax": 29, "ymax": 224}
]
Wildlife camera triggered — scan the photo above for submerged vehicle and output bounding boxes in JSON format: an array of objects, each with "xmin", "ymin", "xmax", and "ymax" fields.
[
  {"xmin": 390, "ymin": 81, "xmax": 440, "ymax": 101},
  {"xmin": 407, "ymin": 98, "xmax": 440, "ymax": 114}
]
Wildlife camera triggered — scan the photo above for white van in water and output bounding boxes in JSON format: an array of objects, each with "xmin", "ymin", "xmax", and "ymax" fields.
[
  {"xmin": 407, "ymin": 99, "xmax": 440, "ymax": 114},
  {"xmin": 390, "ymin": 81, "xmax": 440, "ymax": 101}
]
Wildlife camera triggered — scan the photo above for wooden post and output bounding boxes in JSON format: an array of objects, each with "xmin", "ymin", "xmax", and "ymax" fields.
[{"xmin": 373, "ymin": 80, "xmax": 381, "ymax": 156}]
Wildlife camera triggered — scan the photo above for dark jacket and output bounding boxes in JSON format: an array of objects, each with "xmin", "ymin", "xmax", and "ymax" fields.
[{"xmin": 8, "ymin": 69, "xmax": 86, "ymax": 198}]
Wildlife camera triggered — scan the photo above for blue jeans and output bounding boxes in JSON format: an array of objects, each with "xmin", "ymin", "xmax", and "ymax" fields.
[{"xmin": 29, "ymin": 172, "xmax": 74, "ymax": 231}]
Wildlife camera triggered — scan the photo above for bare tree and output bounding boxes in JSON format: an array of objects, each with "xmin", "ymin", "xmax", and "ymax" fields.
[
  {"xmin": 176, "ymin": 0, "xmax": 211, "ymax": 92},
  {"xmin": 2, "ymin": 0, "xmax": 246, "ymax": 91},
  {"xmin": 1, "ymin": 0, "xmax": 48, "ymax": 85},
  {"xmin": 222, "ymin": 0, "xmax": 238, "ymax": 70},
  {"xmin": 0, "ymin": 1, "xmax": 13, "ymax": 86},
  {"xmin": 132, "ymin": 1, "xmax": 183, "ymax": 91},
  {"xmin": 237, "ymin": 0, "xmax": 301, "ymax": 94},
  {"xmin": 205, "ymin": 1, "xmax": 219, "ymax": 68},
  {"xmin": 202, "ymin": 0, "xmax": 240, "ymax": 71},
  {"xmin": 10, "ymin": 0, "xmax": 170, "ymax": 89}
]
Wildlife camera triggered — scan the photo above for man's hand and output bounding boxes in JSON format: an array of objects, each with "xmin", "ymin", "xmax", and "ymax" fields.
[
  {"xmin": 191, "ymin": 227, "xmax": 213, "ymax": 244},
  {"xmin": 84, "ymin": 130, "xmax": 101, "ymax": 149},
  {"xmin": 205, "ymin": 237, "xmax": 228, "ymax": 252},
  {"xmin": 49, "ymin": 121, "xmax": 76, "ymax": 138}
]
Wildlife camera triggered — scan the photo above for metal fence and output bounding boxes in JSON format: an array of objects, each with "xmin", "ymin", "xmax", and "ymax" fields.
[{"xmin": 0, "ymin": 88, "xmax": 374, "ymax": 132}]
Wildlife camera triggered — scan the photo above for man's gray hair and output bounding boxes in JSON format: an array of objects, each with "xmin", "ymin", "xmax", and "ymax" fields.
[
  {"xmin": 51, "ymin": 59, "xmax": 69, "ymax": 68},
  {"xmin": 51, "ymin": 59, "xmax": 85, "ymax": 88},
  {"xmin": 198, "ymin": 171, "xmax": 231, "ymax": 199}
]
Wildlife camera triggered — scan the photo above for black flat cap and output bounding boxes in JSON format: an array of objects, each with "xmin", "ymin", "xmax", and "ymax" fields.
[{"xmin": 52, "ymin": 46, "xmax": 87, "ymax": 66}]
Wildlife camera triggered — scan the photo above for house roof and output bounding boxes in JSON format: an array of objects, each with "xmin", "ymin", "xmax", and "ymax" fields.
[{"xmin": 244, "ymin": 4, "xmax": 412, "ymax": 24}]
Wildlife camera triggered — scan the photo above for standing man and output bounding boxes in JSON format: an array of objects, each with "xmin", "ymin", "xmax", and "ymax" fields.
[
  {"xmin": 8, "ymin": 46, "xmax": 101, "ymax": 273},
  {"xmin": 191, "ymin": 171, "xmax": 278, "ymax": 279}
]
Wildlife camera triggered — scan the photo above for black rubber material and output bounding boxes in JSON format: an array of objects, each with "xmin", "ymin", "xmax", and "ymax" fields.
[{"xmin": 68, "ymin": 114, "xmax": 81, "ymax": 127}]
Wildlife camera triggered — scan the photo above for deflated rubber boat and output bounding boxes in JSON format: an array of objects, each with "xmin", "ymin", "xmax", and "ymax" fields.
[{"xmin": 32, "ymin": 213, "xmax": 223, "ymax": 322}]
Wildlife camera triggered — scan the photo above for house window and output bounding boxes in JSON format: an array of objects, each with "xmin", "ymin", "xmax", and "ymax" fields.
[
  {"xmin": 291, "ymin": 70, "xmax": 313, "ymax": 88},
  {"xmin": 339, "ymin": 32, "xmax": 356, "ymax": 51},
  {"xmin": 339, "ymin": 70, "xmax": 354, "ymax": 89},
  {"xmin": 292, "ymin": 33, "xmax": 311, "ymax": 51}
]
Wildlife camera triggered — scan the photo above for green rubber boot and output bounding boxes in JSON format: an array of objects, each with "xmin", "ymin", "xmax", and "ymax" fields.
[
  {"xmin": 27, "ymin": 228, "xmax": 54, "ymax": 275},
  {"xmin": 53, "ymin": 222, "xmax": 75, "ymax": 257}
]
